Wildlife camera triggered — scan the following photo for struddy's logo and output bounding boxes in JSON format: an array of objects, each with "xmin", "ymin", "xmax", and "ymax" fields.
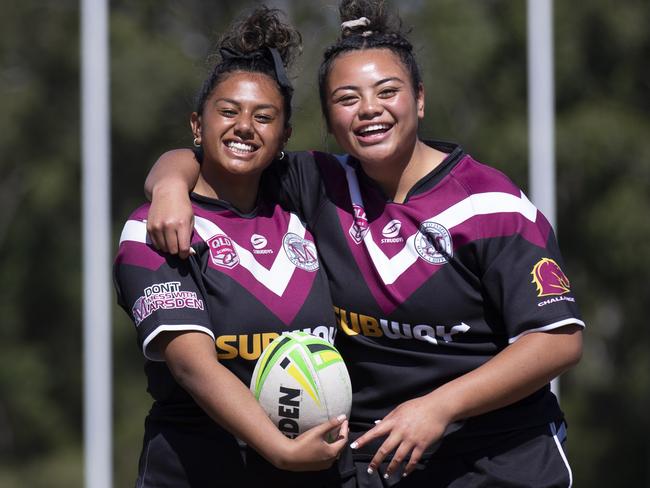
[
  {"xmin": 381, "ymin": 219, "xmax": 404, "ymax": 244},
  {"xmin": 251, "ymin": 233, "xmax": 268, "ymax": 249},
  {"xmin": 531, "ymin": 258, "xmax": 571, "ymax": 297},
  {"xmin": 283, "ymin": 233, "xmax": 319, "ymax": 272},
  {"xmin": 349, "ymin": 204, "xmax": 370, "ymax": 244},
  {"xmin": 251, "ymin": 233, "xmax": 273, "ymax": 255},
  {"xmin": 414, "ymin": 222, "xmax": 453, "ymax": 265},
  {"xmin": 207, "ymin": 234, "xmax": 239, "ymax": 269},
  {"xmin": 382, "ymin": 219, "xmax": 402, "ymax": 238}
]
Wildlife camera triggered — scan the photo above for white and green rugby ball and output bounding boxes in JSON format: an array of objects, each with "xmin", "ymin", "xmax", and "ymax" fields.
[{"xmin": 250, "ymin": 331, "xmax": 352, "ymax": 438}]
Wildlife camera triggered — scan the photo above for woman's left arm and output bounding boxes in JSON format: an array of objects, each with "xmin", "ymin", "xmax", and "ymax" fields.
[
  {"xmin": 158, "ymin": 330, "xmax": 349, "ymax": 471},
  {"xmin": 352, "ymin": 324, "xmax": 582, "ymax": 478}
]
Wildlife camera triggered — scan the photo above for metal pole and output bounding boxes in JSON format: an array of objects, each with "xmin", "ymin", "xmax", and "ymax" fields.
[
  {"xmin": 527, "ymin": 0, "xmax": 559, "ymax": 398},
  {"xmin": 81, "ymin": 0, "xmax": 112, "ymax": 486}
]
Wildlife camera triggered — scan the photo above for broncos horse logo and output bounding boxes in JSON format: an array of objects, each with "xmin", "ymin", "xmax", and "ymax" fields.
[{"xmin": 531, "ymin": 258, "xmax": 571, "ymax": 297}]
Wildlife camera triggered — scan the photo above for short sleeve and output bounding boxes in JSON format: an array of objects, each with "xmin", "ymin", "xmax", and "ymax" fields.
[
  {"xmin": 114, "ymin": 212, "xmax": 212, "ymax": 361},
  {"xmin": 480, "ymin": 204, "xmax": 585, "ymax": 343}
]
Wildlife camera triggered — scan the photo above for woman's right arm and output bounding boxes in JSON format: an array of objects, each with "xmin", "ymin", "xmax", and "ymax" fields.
[
  {"xmin": 157, "ymin": 330, "xmax": 348, "ymax": 471},
  {"xmin": 144, "ymin": 149, "xmax": 200, "ymax": 258}
]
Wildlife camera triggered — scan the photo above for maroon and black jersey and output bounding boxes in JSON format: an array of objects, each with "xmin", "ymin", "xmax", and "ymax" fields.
[
  {"xmin": 114, "ymin": 194, "xmax": 337, "ymax": 418},
  {"xmin": 114, "ymin": 194, "xmax": 339, "ymax": 485},
  {"xmin": 273, "ymin": 141, "xmax": 584, "ymax": 441}
]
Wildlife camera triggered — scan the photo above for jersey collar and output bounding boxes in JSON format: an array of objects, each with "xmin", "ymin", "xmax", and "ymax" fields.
[{"xmin": 347, "ymin": 140, "xmax": 465, "ymax": 204}]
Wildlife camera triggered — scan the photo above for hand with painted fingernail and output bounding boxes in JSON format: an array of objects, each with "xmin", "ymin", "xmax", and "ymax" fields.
[
  {"xmin": 278, "ymin": 414, "xmax": 349, "ymax": 472},
  {"xmin": 350, "ymin": 394, "xmax": 452, "ymax": 479}
]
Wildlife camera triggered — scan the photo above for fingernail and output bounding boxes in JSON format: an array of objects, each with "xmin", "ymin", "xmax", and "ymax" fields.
[
  {"xmin": 374, "ymin": 419, "xmax": 382, "ymax": 424},
  {"xmin": 336, "ymin": 414, "xmax": 347, "ymax": 422},
  {"xmin": 350, "ymin": 441, "xmax": 358, "ymax": 449},
  {"xmin": 383, "ymin": 473, "xmax": 390, "ymax": 479},
  {"xmin": 367, "ymin": 467, "xmax": 374, "ymax": 475},
  {"xmin": 189, "ymin": 248, "xmax": 196, "ymax": 255},
  {"xmin": 403, "ymin": 472, "xmax": 409, "ymax": 478}
]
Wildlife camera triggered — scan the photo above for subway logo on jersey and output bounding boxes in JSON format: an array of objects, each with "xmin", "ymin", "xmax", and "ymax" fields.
[
  {"xmin": 215, "ymin": 325, "xmax": 336, "ymax": 360},
  {"xmin": 334, "ymin": 307, "xmax": 469, "ymax": 345}
]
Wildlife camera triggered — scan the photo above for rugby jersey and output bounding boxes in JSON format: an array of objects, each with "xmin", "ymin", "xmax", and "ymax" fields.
[
  {"xmin": 114, "ymin": 194, "xmax": 337, "ymax": 419},
  {"xmin": 272, "ymin": 141, "xmax": 584, "ymax": 440}
]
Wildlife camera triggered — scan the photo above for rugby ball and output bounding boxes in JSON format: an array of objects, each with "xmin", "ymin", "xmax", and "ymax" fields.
[{"xmin": 250, "ymin": 331, "xmax": 352, "ymax": 438}]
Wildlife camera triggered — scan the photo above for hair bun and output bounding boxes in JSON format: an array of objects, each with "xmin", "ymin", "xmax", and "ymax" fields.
[
  {"xmin": 218, "ymin": 6, "xmax": 301, "ymax": 67},
  {"xmin": 339, "ymin": 0, "xmax": 400, "ymax": 38}
]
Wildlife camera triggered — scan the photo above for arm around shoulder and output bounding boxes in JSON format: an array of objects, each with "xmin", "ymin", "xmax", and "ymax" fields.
[
  {"xmin": 144, "ymin": 148, "xmax": 201, "ymax": 199},
  {"xmin": 144, "ymin": 149, "xmax": 200, "ymax": 258}
]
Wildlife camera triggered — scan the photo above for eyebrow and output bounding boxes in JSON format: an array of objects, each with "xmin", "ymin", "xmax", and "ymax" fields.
[
  {"xmin": 330, "ymin": 77, "xmax": 405, "ymax": 96},
  {"xmin": 214, "ymin": 98, "xmax": 280, "ymax": 111}
]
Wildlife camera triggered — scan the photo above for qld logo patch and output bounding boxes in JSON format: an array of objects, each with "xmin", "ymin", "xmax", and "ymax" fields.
[
  {"xmin": 414, "ymin": 222, "xmax": 453, "ymax": 265},
  {"xmin": 349, "ymin": 204, "xmax": 370, "ymax": 244},
  {"xmin": 283, "ymin": 233, "xmax": 319, "ymax": 272},
  {"xmin": 207, "ymin": 234, "xmax": 239, "ymax": 269},
  {"xmin": 531, "ymin": 258, "xmax": 571, "ymax": 297}
]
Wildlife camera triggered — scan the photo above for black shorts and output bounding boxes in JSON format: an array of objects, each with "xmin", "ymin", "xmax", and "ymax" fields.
[
  {"xmin": 338, "ymin": 421, "xmax": 572, "ymax": 488},
  {"xmin": 135, "ymin": 416, "xmax": 342, "ymax": 488},
  {"xmin": 244, "ymin": 446, "xmax": 342, "ymax": 488},
  {"xmin": 135, "ymin": 416, "xmax": 246, "ymax": 488}
]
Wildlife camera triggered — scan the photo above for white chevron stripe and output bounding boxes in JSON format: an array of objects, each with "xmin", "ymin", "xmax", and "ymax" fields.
[
  {"xmin": 119, "ymin": 215, "xmax": 309, "ymax": 297},
  {"xmin": 119, "ymin": 219, "xmax": 150, "ymax": 245},
  {"xmin": 337, "ymin": 157, "xmax": 539, "ymax": 285},
  {"xmin": 362, "ymin": 191, "xmax": 538, "ymax": 285},
  {"xmin": 193, "ymin": 214, "xmax": 307, "ymax": 297}
]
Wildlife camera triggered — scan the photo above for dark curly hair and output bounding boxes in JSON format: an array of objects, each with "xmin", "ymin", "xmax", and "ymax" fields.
[
  {"xmin": 195, "ymin": 6, "xmax": 302, "ymax": 127},
  {"xmin": 318, "ymin": 0, "xmax": 422, "ymax": 127}
]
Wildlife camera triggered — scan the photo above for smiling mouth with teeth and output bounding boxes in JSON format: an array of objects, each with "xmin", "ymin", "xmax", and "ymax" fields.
[
  {"xmin": 356, "ymin": 123, "xmax": 392, "ymax": 136},
  {"xmin": 226, "ymin": 141, "xmax": 257, "ymax": 154}
]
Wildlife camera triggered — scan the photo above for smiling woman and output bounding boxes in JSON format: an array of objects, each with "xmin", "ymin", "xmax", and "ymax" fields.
[
  {"xmin": 190, "ymin": 72, "xmax": 290, "ymax": 211},
  {"xmin": 142, "ymin": 0, "xmax": 584, "ymax": 487},
  {"xmin": 322, "ymin": 48, "xmax": 443, "ymax": 202},
  {"xmin": 113, "ymin": 6, "xmax": 349, "ymax": 488}
]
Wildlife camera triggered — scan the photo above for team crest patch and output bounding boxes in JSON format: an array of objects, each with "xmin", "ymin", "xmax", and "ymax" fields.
[
  {"xmin": 531, "ymin": 258, "xmax": 571, "ymax": 297},
  {"xmin": 349, "ymin": 204, "xmax": 370, "ymax": 244},
  {"xmin": 283, "ymin": 233, "xmax": 319, "ymax": 272},
  {"xmin": 414, "ymin": 222, "xmax": 453, "ymax": 265},
  {"xmin": 207, "ymin": 234, "xmax": 240, "ymax": 269}
]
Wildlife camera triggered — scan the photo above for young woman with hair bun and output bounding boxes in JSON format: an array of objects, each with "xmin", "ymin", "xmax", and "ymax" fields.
[
  {"xmin": 114, "ymin": 7, "xmax": 348, "ymax": 487},
  {"xmin": 145, "ymin": 1, "xmax": 584, "ymax": 486}
]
